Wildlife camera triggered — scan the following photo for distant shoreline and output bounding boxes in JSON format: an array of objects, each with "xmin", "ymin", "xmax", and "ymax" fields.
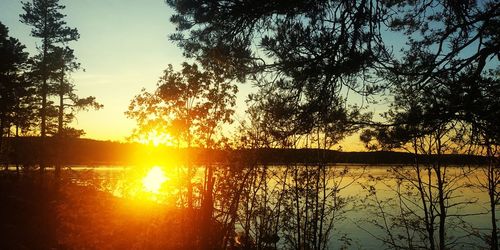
[{"xmin": 0, "ymin": 137, "xmax": 489, "ymax": 166}]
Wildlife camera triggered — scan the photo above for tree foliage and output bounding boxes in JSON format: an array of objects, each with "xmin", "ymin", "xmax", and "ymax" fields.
[
  {"xmin": 167, "ymin": 0, "xmax": 388, "ymax": 107},
  {"xmin": 48, "ymin": 46, "xmax": 102, "ymax": 138},
  {"xmin": 126, "ymin": 63, "xmax": 237, "ymax": 148},
  {"xmin": 20, "ymin": 0, "xmax": 80, "ymax": 138},
  {"xmin": 0, "ymin": 22, "xmax": 32, "ymax": 139}
]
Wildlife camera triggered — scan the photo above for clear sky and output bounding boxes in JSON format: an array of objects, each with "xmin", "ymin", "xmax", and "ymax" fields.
[{"xmin": 0, "ymin": 0, "xmax": 368, "ymax": 150}]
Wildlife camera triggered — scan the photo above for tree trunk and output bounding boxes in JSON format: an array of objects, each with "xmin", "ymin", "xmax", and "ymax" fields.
[
  {"xmin": 0, "ymin": 115, "xmax": 4, "ymax": 165},
  {"xmin": 15, "ymin": 124, "xmax": 19, "ymax": 176},
  {"xmin": 0, "ymin": 115, "xmax": 5, "ymax": 172},
  {"xmin": 436, "ymin": 136, "xmax": 446, "ymax": 250},
  {"xmin": 39, "ymin": 37, "xmax": 49, "ymax": 175},
  {"xmin": 488, "ymin": 144, "xmax": 498, "ymax": 250},
  {"xmin": 41, "ymin": 79, "xmax": 47, "ymax": 139},
  {"xmin": 58, "ymin": 71, "xmax": 64, "ymax": 135},
  {"xmin": 201, "ymin": 165, "xmax": 215, "ymax": 249},
  {"xmin": 294, "ymin": 165, "xmax": 302, "ymax": 249},
  {"xmin": 437, "ymin": 166, "xmax": 446, "ymax": 250},
  {"xmin": 414, "ymin": 139, "xmax": 435, "ymax": 250},
  {"xmin": 55, "ymin": 68, "xmax": 65, "ymax": 180},
  {"xmin": 490, "ymin": 183, "xmax": 498, "ymax": 250}
]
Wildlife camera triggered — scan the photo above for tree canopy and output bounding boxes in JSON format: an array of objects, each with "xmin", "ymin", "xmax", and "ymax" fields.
[
  {"xmin": 0, "ymin": 22, "xmax": 31, "ymax": 138},
  {"xmin": 126, "ymin": 63, "xmax": 237, "ymax": 148}
]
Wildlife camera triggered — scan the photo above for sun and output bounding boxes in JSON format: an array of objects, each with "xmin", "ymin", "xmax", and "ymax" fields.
[{"xmin": 142, "ymin": 166, "xmax": 168, "ymax": 194}]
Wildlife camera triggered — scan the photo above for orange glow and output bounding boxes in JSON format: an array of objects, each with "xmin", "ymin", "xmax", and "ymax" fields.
[
  {"xmin": 142, "ymin": 166, "xmax": 169, "ymax": 194},
  {"xmin": 137, "ymin": 131, "xmax": 173, "ymax": 147}
]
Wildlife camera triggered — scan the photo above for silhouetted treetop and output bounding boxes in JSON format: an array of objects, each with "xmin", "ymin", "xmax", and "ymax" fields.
[
  {"xmin": 386, "ymin": 0, "xmax": 499, "ymax": 84},
  {"xmin": 168, "ymin": 0, "xmax": 499, "ymax": 92},
  {"xmin": 0, "ymin": 21, "xmax": 31, "ymax": 140},
  {"xmin": 21, "ymin": 0, "xmax": 81, "ymax": 140},
  {"xmin": 167, "ymin": 0, "xmax": 387, "ymax": 91},
  {"xmin": 20, "ymin": 0, "xmax": 79, "ymax": 44},
  {"xmin": 0, "ymin": 22, "xmax": 28, "ymax": 74},
  {"xmin": 127, "ymin": 63, "xmax": 237, "ymax": 148},
  {"xmin": 45, "ymin": 46, "xmax": 102, "ymax": 138},
  {"xmin": 167, "ymin": 0, "xmax": 386, "ymax": 146}
]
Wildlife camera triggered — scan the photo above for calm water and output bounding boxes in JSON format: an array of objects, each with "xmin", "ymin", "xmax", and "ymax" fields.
[{"xmin": 60, "ymin": 164, "xmax": 496, "ymax": 249}]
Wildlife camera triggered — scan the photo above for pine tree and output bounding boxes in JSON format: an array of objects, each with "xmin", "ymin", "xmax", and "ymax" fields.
[
  {"xmin": 20, "ymin": 0, "xmax": 79, "ymax": 138},
  {"xmin": 0, "ymin": 22, "xmax": 30, "ymax": 161}
]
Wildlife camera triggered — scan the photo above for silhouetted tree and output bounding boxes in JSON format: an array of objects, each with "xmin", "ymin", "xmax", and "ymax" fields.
[
  {"xmin": 235, "ymin": 103, "xmax": 273, "ymax": 149},
  {"xmin": 355, "ymin": 1, "xmax": 500, "ymax": 248},
  {"xmin": 126, "ymin": 62, "xmax": 237, "ymax": 248},
  {"xmin": 360, "ymin": 69, "xmax": 500, "ymax": 248},
  {"xmin": 453, "ymin": 70, "xmax": 500, "ymax": 249},
  {"xmin": 386, "ymin": 0, "xmax": 499, "ymax": 83},
  {"xmin": 0, "ymin": 22, "xmax": 31, "ymax": 164},
  {"xmin": 20, "ymin": 0, "xmax": 79, "ymax": 138},
  {"xmin": 45, "ymin": 46, "xmax": 102, "ymax": 178},
  {"xmin": 20, "ymin": 0, "xmax": 79, "ymax": 174},
  {"xmin": 167, "ymin": 0, "xmax": 388, "ymax": 111},
  {"xmin": 235, "ymin": 76, "xmax": 368, "ymax": 249}
]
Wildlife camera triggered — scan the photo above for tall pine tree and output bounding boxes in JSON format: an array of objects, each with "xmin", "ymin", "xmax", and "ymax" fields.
[{"xmin": 20, "ymin": 0, "xmax": 79, "ymax": 138}]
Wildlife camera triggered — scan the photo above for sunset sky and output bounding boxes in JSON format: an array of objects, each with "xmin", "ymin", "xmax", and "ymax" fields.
[
  {"xmin": 1, "ymin": 0, "xmax": 188, "ymax": 141},
  {"xmin": 0, "ymin": 0, "xmax": 369, "ymax": 150}
]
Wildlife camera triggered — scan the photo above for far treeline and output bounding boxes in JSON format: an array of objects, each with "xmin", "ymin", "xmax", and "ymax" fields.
[{"xmin": 0, "ymin": 137, "xmax": 488, "ymax": 166}]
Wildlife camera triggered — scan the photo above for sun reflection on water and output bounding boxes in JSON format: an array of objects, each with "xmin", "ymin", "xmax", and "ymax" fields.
[
  {"xmin": 95, "ymin": 164, "xmax": 190, "ymax": 204},
  {"xmin": 142, "ymin": 166, "xmax": 169, "ymax": 194}
]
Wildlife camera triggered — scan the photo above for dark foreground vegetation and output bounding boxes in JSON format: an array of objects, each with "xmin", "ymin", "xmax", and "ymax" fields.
[{"xmin": 0, "ymin": 174, "xmax": 226, "ymax": 249}]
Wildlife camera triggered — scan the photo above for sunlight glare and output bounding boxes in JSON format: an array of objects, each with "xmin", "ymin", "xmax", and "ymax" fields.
[
  {"xmin": 142, "ymin": 166, "xmax": 168, "ymax": 194},
  {"xmin": 138, "ymin": 131, "xmax": 173, "ymax": 147}
]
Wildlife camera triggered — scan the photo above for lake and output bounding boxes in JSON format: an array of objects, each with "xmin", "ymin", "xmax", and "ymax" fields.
[{"xmin": 55, "ymin": 164, "xmax": 497, "ymax": 249}]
